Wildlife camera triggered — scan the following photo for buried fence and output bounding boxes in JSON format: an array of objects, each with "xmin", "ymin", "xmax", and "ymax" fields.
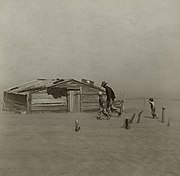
[
  {"xmin": 122, "ymin": 97, "xmax": 180, "ymax": 124},
  {"xmin": 124, "ymin": 97, "xmax": 180, "ymax": 111}
]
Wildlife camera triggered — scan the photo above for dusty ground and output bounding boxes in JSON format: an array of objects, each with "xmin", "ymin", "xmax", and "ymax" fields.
[{"xmin": 0, "ymin": 108, "xmax": 180, "ymax": 176}]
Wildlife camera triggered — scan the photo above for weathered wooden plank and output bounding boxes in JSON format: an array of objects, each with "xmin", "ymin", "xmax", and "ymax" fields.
[
  {"xmin": 31, "ymin": 104, "xmax": 67, "ymax": 108},
  {"xmin": 82, "ymin": 106, "xmax": 99, "ymax": 109},
  {"xmin": 14, "ymin": 103, "xmax": 27, "ymax": 109},
  {"xmin": 5, "ymin": 103, "xmax": 27, "ymax": 111},
  {"xmin": 82, "ymin": 90, "xmax": 99, "ymax": 94},
  {"xmin": 82, "ymin": 92, "xmax": 100, "ymax": 95},
  {"xmin": 82, "ymin": 94, "xmax": 105, "ymax": 98},
  {"xmin": 4, "ymin": 94, "xmax": 27, "ymax": 104},
  {"xmin": 6, "ymin": 102, "xmax": 26, "ymax": 108},
  {"xmin": 31, "ymin": 105, "xmax": 67, "ymax": 111},
  {"xmin": 82, "ymin": 95, "xmax": 99, "ymax": 98},
  {"xmin": 32, "ymin": 103, "xmax": 66, "ymax": 107},
  {"xmin": 82, "ymin": 97, "xmax": 99, "ymax": 101},
  {"xmin": 82, "ymin": 105, "xmax": 99, "ymax": 109},
  {"xmin": 82, "ymin": 90, "xmax": 100, "ymax": 93},
  {"xmin": 82, "ymin": 99, "xmax": 99, "ymax": 103},
  {"xmin": 82, "ymin": 99, "xmax": 99, "ymax": 102},
  {"xmin": 83, "ymin": 102, "xmax": 99, "ymax": 105},
  {"xmin": 82, "ymin": 107, "xmax": 99, "ymax": 111},
  {"xmin": 4, "ymin": 99, "xmax": 27, "ymax": 106},
  {"xmin": 31, "ymin": 98, "xmax": 66, "ymax": 104},
  {"xmin": 82, "ymin": 102, "xmax": 99, "ymax": 106},
  {"xmin": 82, "ymin": 85, "xmax": 100, "ymax": 92},
  {"xmin": 82, "ymin": 100, "xmax": 99, "ymax": 103}
]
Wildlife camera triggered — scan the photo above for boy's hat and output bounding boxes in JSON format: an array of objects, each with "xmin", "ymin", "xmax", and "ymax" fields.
[
  {"xmin": 101, "ymin": 81, "xmax": 107, "ymax": 87},
  {"xmin": 98, "ymin": 91, "xmax": 103, "ymax": 95},
  {"xmin": 75, "ymin": 120, "xmax": 79, "ymax": 123}
]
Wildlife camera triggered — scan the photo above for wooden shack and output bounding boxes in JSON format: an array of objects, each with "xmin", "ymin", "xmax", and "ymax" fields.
[{"xmin": 3, "ymin": 78, "xmax": 107, "ymax": 113}]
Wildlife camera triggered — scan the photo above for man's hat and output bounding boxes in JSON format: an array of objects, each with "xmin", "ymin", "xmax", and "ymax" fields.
[
  {"xmin": 101, "ymin": 81, "xmax": 107, "ymax": 87},
  {"xmin": 149, "ymin": 98, "xmax": 154, "ymax": 102}
]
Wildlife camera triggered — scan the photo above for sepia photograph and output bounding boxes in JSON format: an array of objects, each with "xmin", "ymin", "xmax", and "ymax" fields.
[{"xmin": 0, "ymin": 0, "xmax": 180, "ymax": 175}]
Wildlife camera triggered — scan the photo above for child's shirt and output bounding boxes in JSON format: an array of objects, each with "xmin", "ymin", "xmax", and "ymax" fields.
[{"xmin": 149, "ymin": 101, "xmax": 155, "ymax": 109}]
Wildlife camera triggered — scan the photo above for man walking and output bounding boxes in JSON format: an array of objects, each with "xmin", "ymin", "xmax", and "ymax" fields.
[{"xmin": 101, "ymin": 81, "xmax": 121, "ymax": 117}]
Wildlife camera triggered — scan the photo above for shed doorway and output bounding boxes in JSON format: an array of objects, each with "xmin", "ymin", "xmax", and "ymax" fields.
[{"xmin": 68, "ymin": 90, "xmax": 80, "ymax": 112}]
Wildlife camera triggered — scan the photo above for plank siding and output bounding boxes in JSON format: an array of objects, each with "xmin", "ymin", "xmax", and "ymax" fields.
[
  {"xmin": 3, "ymin": 92, "xmax": 27, "ymax": 111},
  {"xmin": 81, "ymin": 85, "xmax": 100, "ymax": 111},
  {"xmin": 31, "ymin": 91, "xmax": 67, "ymax": 112},
  {"xmin": 31, "ymin": 104, "xmax": 67, "ymax": 112},
  {"xmin": 31, "ymin": 105, "xmax": 67, "ymax": 112},
  {"xmin": 32, "ymin": 99, "xmax": 64, "ymax": 104},
  {"xmin": 5, "ymin": 101, "xmax": 27, "ymax": 111}
]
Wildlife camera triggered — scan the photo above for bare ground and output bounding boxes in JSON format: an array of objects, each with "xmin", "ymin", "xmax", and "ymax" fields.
[{"xmin": 0, "ymin": 109, "xmax": 180, "ymax": 176}]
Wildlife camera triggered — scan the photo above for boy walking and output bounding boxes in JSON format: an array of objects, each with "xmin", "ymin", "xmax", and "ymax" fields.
[{"xmin": 98, "ymin": 91, "xmax": 110, "ymax": 120}]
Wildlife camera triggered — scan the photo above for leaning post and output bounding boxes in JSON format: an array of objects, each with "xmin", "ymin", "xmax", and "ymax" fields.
[
  {"xmin": 167, "ymin": 117, "xmax": 170, "ymax": 127},
  {"xmin": 125, "ymin": 119, "xmax": 129, "ymax": 129},
  {"xmin": 162, "ymin": 107, "xmax": 165, "ymax": 123}
]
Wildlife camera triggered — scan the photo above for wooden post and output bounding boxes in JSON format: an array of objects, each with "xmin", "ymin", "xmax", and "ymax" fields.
[
  {"xmin": 79, "ymin": 87, "xmax": 82, "ymax": 112},
  {"xmin": 125, "ymin": 119, "xmax": 129, "ymax": 129},
  {"xmin": 136, "ymin": 110, "xmax": 143, "ymax": 123},
  {"xmin": 167, "ymin": 117, "xmax": 170, "ymax": 127},
  {"xmin": 67, "ymin": 91, "xmax": 70, "ymax": 112},
  {"xmin": 26, "ymin": 93, "xmax": 32, "ymax": 114},
  {"xmin": 121, "ymin": 116, "xmax": 130, "ymax": 129},
  {"xmin": 129, "ymin": 113, "xmax": 136, "ymax": 123},
  {"xmin": 162, "ymin": 107, "xmax": 165, "ymax": 123}
]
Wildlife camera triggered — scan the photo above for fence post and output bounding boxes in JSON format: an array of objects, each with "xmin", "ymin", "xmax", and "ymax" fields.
[
  {"xmin": 129, "ymin": 113, "xmax": 136, "ymax": 123},
  {"xmin": 167, "ymin": 117, "xmax": 170, "ymax": 127},
  {"xmin": 136, "ymin": 110, "xmax": 143, "ymax": 123},
  {"xmin": 162, "ymin": 107, "xmax": 165, "ymax": 123},
  {"xmin": 125, "ymin": 119, "xmax": 129, "ymax": 129}
]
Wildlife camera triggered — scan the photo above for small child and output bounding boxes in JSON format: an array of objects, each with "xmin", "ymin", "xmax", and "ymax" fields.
[
  {"xmin": 149, "ymin": 98, "xmax": 158, "ymax": 119},
  {"xmin": 75, "ymin": 120, "xmax": 80, "ymax": 132},
  {"xmin": 98, "ymin": 91, "xmax": 110, "ymax": 120}
]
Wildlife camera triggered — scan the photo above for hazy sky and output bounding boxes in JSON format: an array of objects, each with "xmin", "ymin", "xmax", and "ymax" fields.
[{"xmin": 0, "ymin": 0, "xmax": 180, "ymax": 97}]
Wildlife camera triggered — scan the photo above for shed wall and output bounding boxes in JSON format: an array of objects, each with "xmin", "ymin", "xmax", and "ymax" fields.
[
  {"xmin": 30, "ymin": 90, "xmax": 67, "ymax": 112},
  {"xmin": 50, "ymin": 80, "xmax": 102, "ymax": 112},
  {"xmin": 81, "ymin": 85, "xmax": 100, "ymax": 111},
  {"xmin": 3, "ymin": 92, "xmax": 27, "ymax": 112}
]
